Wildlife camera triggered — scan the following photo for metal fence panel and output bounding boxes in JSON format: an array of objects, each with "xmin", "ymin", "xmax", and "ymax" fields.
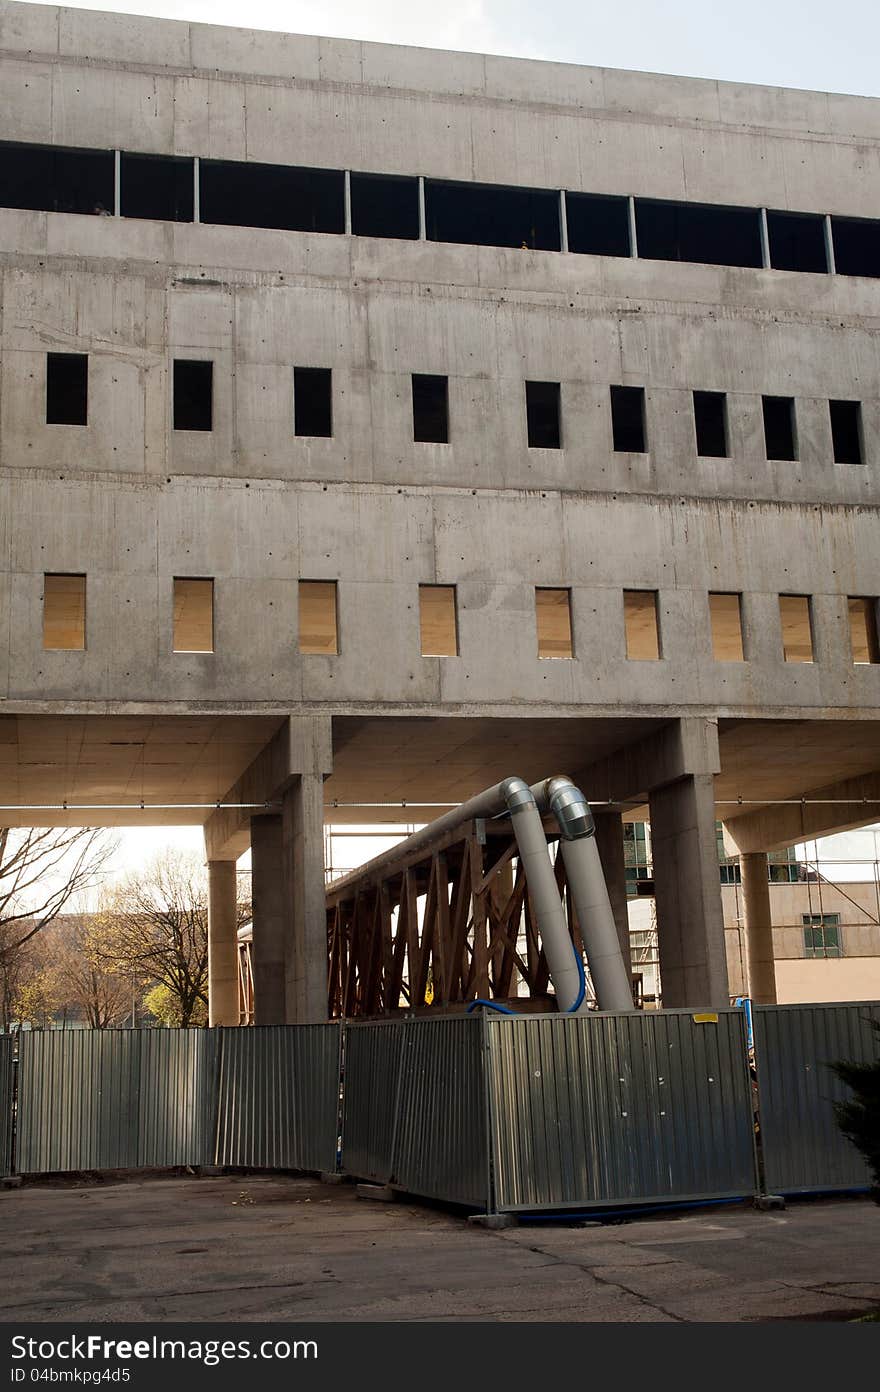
[
  {"xmin": 17, "ymin": 1031, "xmax": 140, "ymax": 1173},
  {"xmin": 341, "ymin": 1018, "xmax": 489, "ymax": 1207},
  {"xmin": 0, "ymin": 1036, "xmax": 13, "ymax": 1177},
  {"xmin": 215, "ymin": 1025, "xmax": 341, "ymax": 1173},
  {"xmin": 137, "ymin": 1029, "xmax": 217, "ymax": 1168},
  {"xmin": 487, "ymin": 1010, "xmax": 756, "ymax": 1212},
  {"xmin": 753, "ymin": 1001, "xmax": 880, "ymax": 1194}
]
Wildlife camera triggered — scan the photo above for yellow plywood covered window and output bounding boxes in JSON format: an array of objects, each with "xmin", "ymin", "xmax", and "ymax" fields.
[
  {"xmin": 536, "ymin": 588, "xmax": 573, "ymax": 659},
  {"xmin": 173, "ymin": 578, "xmax": 214, "ymax": 653},
  {"xmin": 623, "ymin": 590, "xmax": 661, "ymax": 660},
  {"xmin": 709, "ymin": 592, "xmax": 744, "ymax": 661},
  {"xmin": 779, "ymin": 594, "xmax": 813, "ymax": 663},
  {"xmin": 419, "ymin": 585, "xmax": 458, "ymax": 656},
  {"xmin": 299, "ymin": 580, "xmax": 338, "ymax": 655},
  {"xmin": 43, "ymin": 574, "xmax": 85, "ymax": 650},
  {"xmin": 848, "ymin": 597, "xmax": 879, "ymax": 664}
]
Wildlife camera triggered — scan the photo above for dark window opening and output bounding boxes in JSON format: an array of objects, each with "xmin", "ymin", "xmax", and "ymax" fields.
[
  {"xmin": 767, "ymin": 210, "xmax": 827, "ymax": 273},
  {"xmin": 412, "ymin": 375, "xmax": 448, "ymax": 444},
  {"xmin": 173, "ymin": 360, "xmax": 213, "ymax": 432},
  {"xmin": 200, "ymin": 160, "xmax": 344, "ymax": 234},
  {"xmin": 526, "ymin": 381, "xmax": 561, "ymax": 449},
  {"xmin": 693, "ymin": 390, "xmax": 728, "ymax": 457},
  {"xmin": 294, "ymin": 367, "xmax": 333, "ymax": 438},
  {"xmin": 425, "ymin": 179, "xmax": 561, "ymax": 251},
  {"xmin": 830, "ymin": 400, "xmax": 863, "ymax": 465},
  {"xmin": 634, "ymin": 198, "xmax": 762, "ymax": 268},
  {"xmin": 121, "ymin": 152, "xmax": 193, "ymax": 223},
  {"xmin": 350, "ymin": 171, "xmax": 419, "ymax": 240},
  {"xmin": 831, "ymin": 216, "xmax": 880, "ymax": 279},
  {"xmin": 46, "ymin": 353, "xmax": 88, "ymax": 426},
  {"xmin": 565, "ymin": 191, "xmax": 631, "ymax": 258},
  {"xmin": 610, "ymin": 385, "xmax": 646, "ymax": 453},
  {"xmin": 762, "ymin": 396, "xmax": 797, "ymax": 460},
  {"xmin": 0, "ymin": 140, "xmax": 114, "ymax": 216}
]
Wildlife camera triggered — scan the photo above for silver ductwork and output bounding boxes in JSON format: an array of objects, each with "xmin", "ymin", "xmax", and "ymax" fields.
[{"xmin": 532, "ymin": 775, "xmax": 636, "ymax": 1013}]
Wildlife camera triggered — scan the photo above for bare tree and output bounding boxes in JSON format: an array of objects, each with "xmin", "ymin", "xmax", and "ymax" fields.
[
  {"xmin": 0, "ymin": 827, "xmax": 117, "ymax": 1030},
  {"xmin": 53, "ymin": 916, "xmax": 131, "ymax": 1029},
  {"xmin": 94, "ymin": 849, "xmax": 249, "ymax": 1028}
]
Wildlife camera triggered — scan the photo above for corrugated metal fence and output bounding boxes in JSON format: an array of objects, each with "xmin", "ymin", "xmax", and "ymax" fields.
[
  {"xmin": 753, "ymin": 1001, "xmax": 880, "ymax": 1195},
  {"xmin": 486, "ymin": 1010, "xmax": 756, "ymax": 1212},
  {"xmin": 15, "ymin": 1025, "xmax": 341, "ymax": 1177},
  {"xmin": 342, "ymin": 1017, "xmax": 489, "ymax": 1207},
  {"xmin": 0, "ymin": 1035, "xmax": 13, "ymax": 1177}
]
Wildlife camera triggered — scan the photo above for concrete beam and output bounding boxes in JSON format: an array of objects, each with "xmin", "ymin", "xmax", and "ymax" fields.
[
  {"xmin": 723, "ymin": 770, "xmax": 880, "ymax": 854},
  {"xmin": 283, "ymin": 773, "xmax": 329, "ymax": 1023},
  {"xmin": 575, "ymin": 717, "xmax": 721, "ymax": 807},
  {"xmin": 204, "ymin": 714, "xmax": 333, "ymax": 861}
]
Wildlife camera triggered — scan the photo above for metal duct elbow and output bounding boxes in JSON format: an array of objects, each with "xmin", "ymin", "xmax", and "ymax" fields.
[{"xmin": 544, "ymin": 776, "xmax": 596, "ymax": 841}]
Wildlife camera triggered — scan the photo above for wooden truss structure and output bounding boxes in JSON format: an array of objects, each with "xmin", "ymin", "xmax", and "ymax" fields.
[{"xmin": 326, "ymin": 815, "xmax": 588, "ymax": 1018}]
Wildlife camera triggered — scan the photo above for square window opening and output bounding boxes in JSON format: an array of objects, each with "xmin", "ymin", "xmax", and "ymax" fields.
[
  {"xmin": 565, "ymin": 191, "xmax": 631, "ymax": 258},
  {"xmin": 46, "ymin": 353, "xmax": 88, "ymax": 426},
  {"xmin": 830, "ymin": 400, "xmax": 863, "ymax": 465},
  {"xmin": 624, "ymin": 590, "xmax": 661, "ymax": 660},
  {"xmin": 173, "ymin": 578, "xmax": 214, "ymax": 653},
  {"xmin": 43, "ymin": 574, "xmax": 86, "ymax": 651},
  {"xmin": 526, "ymin": 381, "xmax": 561, "ymax": 449},
  {"xmin": 536, "ymin": 588, "xmax": 573, "ymax": 659},
  {"xmin": 419, "ymin": 585, "xmax": 458, "ymax": 656},
  {"xmin": 121, "ymin": 152, "xmax": 194, "ymax": 223},
  {"xmin": 831, "ymin": 216, "xmax": 880, "ymax": 279},
  {"xmin": 611, "ymin": 386, "xmax": 646, "ymax": 453},
  {"xmin": 294, "ymin": 367, "xmax": 333, "ymax": 438},
  {"xmin": 173, "ymin": 360, "xmax": 213, "ymax": 432},
  {"xmin": 350, "ymin": 172, "xmax": 420, "ymax": 240},
  {"xmin": 299, "ymin": 581, "xmax": 338, "ymax": 655},
  {"xmin": 412, "ymin": 375, "xmax": 449, "ymax": 444},
  {"xmin": 767, "ymin": 210, "xmax": 828, "ymax": 274},
  {"xmin": 762, "ymin": 396, "xmax": 797, "ymax": 461},
  {"xmin": 693, "ymin": 390, "xmax": 728, "ymax": 458}
]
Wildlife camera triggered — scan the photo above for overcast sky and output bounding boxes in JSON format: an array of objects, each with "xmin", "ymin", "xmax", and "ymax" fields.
[
  {"xmin": 26, "ymin": 0, "xmax": 880, "ymax": 881},
  {"xmin": 37, "ymin": 0, "xmax": 880, "ymax": 98}
]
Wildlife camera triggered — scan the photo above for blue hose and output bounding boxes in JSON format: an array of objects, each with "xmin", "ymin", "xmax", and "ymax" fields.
[
  {"xmin": 466, "ymin": 1000, "xmax": 518, "ymax": 1015},
  {"xmin": 467, "ymin": 941, "xmax": 587, "ymax": 1016}
]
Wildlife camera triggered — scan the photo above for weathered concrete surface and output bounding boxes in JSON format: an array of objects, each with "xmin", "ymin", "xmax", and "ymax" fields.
[{"xmin": 0, "ymin": 1175, "xmax": 877, "ymax": 1322}]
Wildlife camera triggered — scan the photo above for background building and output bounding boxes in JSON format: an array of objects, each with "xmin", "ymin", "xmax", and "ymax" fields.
[{"xmin": 1, "ymin": 2, "xmax": 880, "ymax": 1021}]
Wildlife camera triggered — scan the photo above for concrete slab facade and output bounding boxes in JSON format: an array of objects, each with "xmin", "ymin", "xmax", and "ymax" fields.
[{"xmin": 2, "ymin": 3, "xmax": 880, "ymax": 1016}]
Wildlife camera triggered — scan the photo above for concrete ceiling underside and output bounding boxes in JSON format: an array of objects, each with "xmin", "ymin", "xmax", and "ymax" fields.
[{"xmin": 0, "ymin": 713, "xmax": 878, "ymax": 838}]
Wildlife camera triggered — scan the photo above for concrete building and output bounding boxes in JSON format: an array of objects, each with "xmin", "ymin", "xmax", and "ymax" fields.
[{"xmin": 1, "ymin": 1, "xmax": 880, "ymax": 1023}]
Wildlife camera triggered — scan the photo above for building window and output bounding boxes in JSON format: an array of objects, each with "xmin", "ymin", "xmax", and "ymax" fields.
[
  {"xmin": 0, "ymin": 141, "xmax": 114, "ymax": 216},
  {"xmin": 709, "ymin": 592, "xmax": 744, "ymax": 661},
  {"xmin": 802, "ymin": 913, "xmax": 842, "ymax": 958},
  {"xmin": 830, "ymin": 215, "xmax": 880, "ymax": 279},
  {"xmin": 350, "ymin": 172, "xmax": 419, "ymax": 240},
  {"xmin": 829, "ymin": 400, "xmax": 863, "ymax": 465},
  {"xmin": 121, "ymin": 153, "xmax": 193, "ymax": 222},
  {"xmin": 294, "ymin": 367, "xmax": 333, "ymax": 438},
  {"xmin": 848, "ymin": 597, "xmax": 880, "ymax": 664},
  {"xmin": 173, "ymin": 578, "xmax": 214, "ymax": 653},
  {"xmin": 46, "ymin": 353, "xmax": 88, "ymax": 426},
  {"xmin": 425, "ymin": 178, "xmax": 562, "ymax": 251},
  {"xmin": 767, "ymin": 210, "xmax": 828, "ymax": 273},
  {"xmin": 525, "ymin": 381, "xmax": 561, "ymax": 449},
  {"xmin": 623, "ymin": 590, "xmax": 661, "ymax": 660},
  {"xmin": 634, "ymin": 198, "xmax": 763, "ymax": 268},
  {"xmin": 419, "ymin": 585, "xmax": 458, "ymax": 656},
  {"xmin": 412, "ymin": 375, "xmax": 449, "ymax": 444},
  {"xmin": 173, "ymin": 360, "xmax": 213, "ymax": 432},
  {"xmin": 762, "ymin": 396, "xmax": 797, "ymax": 461},
  {"xmin": 43, "ymin": 574, "xmax": 85, "ymax": 651},
  {"xmin": 610, "ymin": 386, "xmax": 646, "ymax": 453},
  {"xmin": 298, "ymin": 581, "xmax": 338, "ymax": 655},
  {"xmin": 199, "ymin": 160, "xmax": 344, "ymax": 234},
  {"xmin": 693, "ymin": 391, "xmax": 728, "ymax": 458},
  {"xmin": 779, "ymin": 594, "xmax": 814, "ymax": 663},
  {"xmin": 565, "ymin": 192, "xmax": 631, "ymax": 258},
  {"xmin": 535, "ymin": 588, "xmax": 573, "ymax": 659}
]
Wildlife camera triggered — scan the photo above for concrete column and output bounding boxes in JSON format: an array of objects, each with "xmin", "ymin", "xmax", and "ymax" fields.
[
  {"xmin": 593, "ymin": 812, "xmax": 631, "ymax": 972},
  {"xmin": 648, "ymin": 774, "xmax": 729, "ymax": 1008},
  {"xmin": 741, "ymin": 851, "xmax": 777, "ymax": 1004},
  {"xmin": 250, "ymin": 815, "xmax": 286, "ymax": 1024},
  {"xmin": 207, "ymin": 859, "xmax": 239, "ymax": 1026},
  {"xmin": 282, "ymin": 773, "xmax": 328, "ymax": 1023}
]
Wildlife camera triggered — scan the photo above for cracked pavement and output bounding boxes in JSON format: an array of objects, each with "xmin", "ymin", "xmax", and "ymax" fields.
[{"xmin": 0, "ymin": 1175, "xmax": 877, "ymax": 1322}]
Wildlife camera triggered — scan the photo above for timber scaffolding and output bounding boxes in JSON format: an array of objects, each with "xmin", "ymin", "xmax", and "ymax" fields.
[{"xmin": 325, "ymin": 812, "xmax": 591, "ymax": 1019}]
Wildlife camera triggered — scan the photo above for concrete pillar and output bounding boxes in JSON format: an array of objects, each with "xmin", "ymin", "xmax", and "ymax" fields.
[
  {"xmin": 593, "ymin": 812, "xmax": 631, "ymax": 972},
  {"xmin": 741, "ymin": 851, "xmax": 777, "ymax": 1004},
  {"xmin": 250, "ymin": 814, "xmax": 286, "ymax": 1024},
  {"xmin": 648, "ymin": 774, "xmax": 729, "ymax": 1008},
  {"xmin": 282, "ymin": 773, "xmax": 328, "ymax": 1023},
  {"xmin": 207, "ymin": 859, "xmax": 239, "ymax": 1026}
]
